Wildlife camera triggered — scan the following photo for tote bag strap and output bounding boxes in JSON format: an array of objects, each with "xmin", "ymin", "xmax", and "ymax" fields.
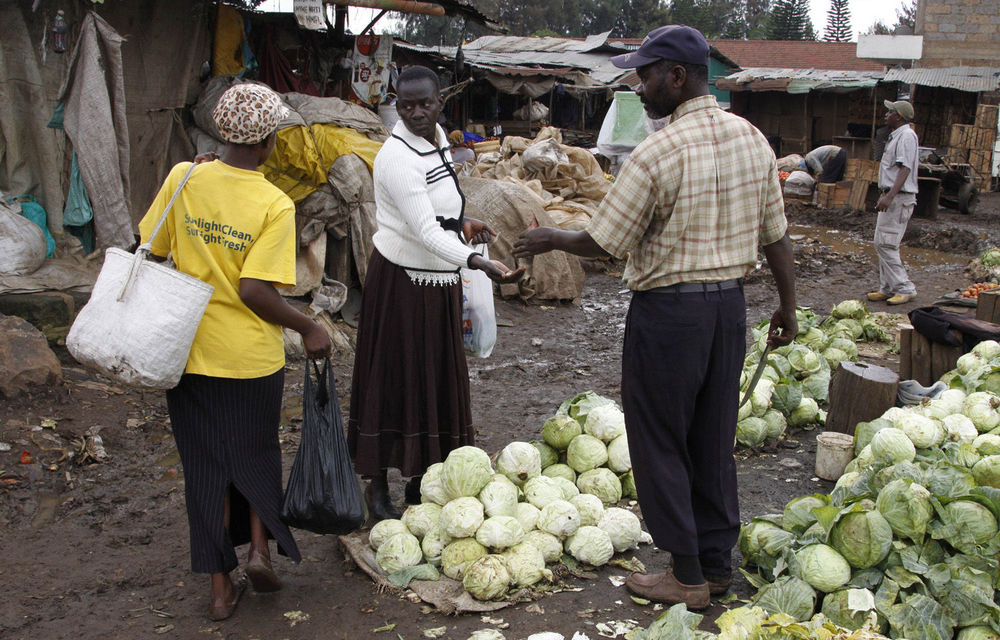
[{"xmin": 117, "ymin": 163, "xmax": 197, "ymax": 302}]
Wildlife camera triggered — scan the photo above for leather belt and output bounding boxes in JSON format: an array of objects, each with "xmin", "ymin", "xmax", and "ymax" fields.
[{"xmin": 648, "ymin": 279, "xmax": 742, "ymax": 294}]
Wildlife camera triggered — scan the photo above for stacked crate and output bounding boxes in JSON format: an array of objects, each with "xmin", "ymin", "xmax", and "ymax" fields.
[
  {"xmin": 941, "ymin": 104, "xmax": 997, "ymax": 187},
  {"xmin": 815, "ymin": 181, "xmax": 853, "ymax": 209},
  {"xmin": 844, "ymin": 159, "xmax": 881, "ymax": 210}
]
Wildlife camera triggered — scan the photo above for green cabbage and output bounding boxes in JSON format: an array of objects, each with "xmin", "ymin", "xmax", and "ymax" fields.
[
  {"xmin": 420, "ymin": 462, "xmax": 451, "ymax": 506},
  {"xmin": 606, "ymin": 433, "xmax": 631, "ymax": 473},
  {"xmin": 854, "ymin": 418, "xmax": 892, "ymax": 455},
  {"xmin": 751, "ymin": 575, "xmax": 817, "ymax": 621},
  {"xmin": 566, "ymin": 434, "xmax": 608, "ymax": 473},
  {"xmin": 944, "ymin": 414, "xmax": 980, "ymax": 443},
  {"xmin": 556, "ymin": 391, "xmax": 616, "ymax": 427},
  {"xmin": 972, "ymin": 340, "xmax": 1000, "ymax": 360},
  {"xmin": 475, "ymin": 515, "xmax": 525, "ymax": 551},
  {"xmin": 369, "ymin": 519, "xmax": 410, "ymax": 550},
  {"xmin": 794, "ymin": 543, "xmax": 852, "ymax": 592},
  {"xmin": 440, "ymin": 538, "xmax": 488, "ymax": 580},
  {"xmin": 570, "ymin": 493, "xmax": 605, "ymax": 527},
  {"xmin": 943, "ymin": 499, "xmax": 998, "ymax": 546},
  {"xmin": 440, "ymin": 496, "xmax": 485, "ymax": 538},
  {"xmin": 514, "ymin": 502, "xmax": 540, "ymax": 532},
  {"xmin": 523, "ymin": 475, "xmax": 564, "ymax": 509},
  {"xmin": 502, "ymin": 542, "xmax": 552, "ymax": 587},
  {"xmin": 530, "ymin": 440, "xmax": 559, "ymax": 469},
  {"xmin": 541, "ymin": 463, "xmax": 577, "ymax": 483},
  {"xmin": 783, "ymin": 494, "xmax": 829, "ymax": 534},
  {"xmin": 564, "ymin": 525, "xmax": 614, "ymax": 566},
  {"xmin": 973, "ymin": 433, "xmax": 1000, "ymax": 455},
  {"xmin": 583, "ymin": 403, "xmax": 626, "ymax": 442},
  {"xmin": 972, "ymin": 455, "xmax": 1000, "ymax": 488},
  {"xmin": 737, "ymin": 417, "xmax": 769, "ymax": 447},
  {"xmin": 551, "ymin": 475, "xmax": 579, "ymax": 501},
  {"xmin": 820, "ymin": 588, "xmax": 882, "ymax": 632},
  {"xmin": 875, "ymin": 478, "xmax": 934, "ymax": 543},
  {"xmin": 957, "ymin": 626, "xmax": 1000, "ymax": 640},
  {"xmin": 870, "ymin": 427, "xmax": 916, "ymax": 465},
  {"xmin": 478, "ymin": 474, "xmax": 519, "ymax": 518},
  {"xmin": 522, "ymin": 530, "xmax": 563, "ymax": 563},
  {"xmin": 828, "ymin": 506, "xmax": 892, "ymax": 569},
  {"xmin": 576, "ymin": 468, "xmax": 622, "ymax": 504},
  {"xmin": 536, "ymin": 499, "xmax": 581, "ymax": 538},
  {"xmin": 441, "ymin": 446, "xmax": 493, "ymax": 498},
  {"xmin": 822, "ymin": 347, "xmax": 850, "ymax": 371},
  {"xmin": 964, "ymin": 392, "xmax": 1000, "ymax": 432},
  {"xmin": 831, "ymin": 300, "xmax": 868, "ymax": 320},
  {"xmin": 788, "ymin": 345, "xmax": 822, "ymax": 378},
  {"xmin": 376, "ymin": 532, "xmax": 423, "ymax": 574},
  {"xmin": 420, "ymin": 526, "xmax": 447, "ymax": 566},
  {"xmin": 798, "ymin": 327, "xmax": 829, "ymax": 352},
  {"xmin": 598, "ymin": 507, "xmax": 642, "ymax": 553},
  {"xmin": 541, "ymin": 414, "xmax": 583, "ymax": 450},
  {"xmin": 462, "ymin": 554, "xmax": 510, "ymax": 601},
  {"xmin": 980, "ymin": 248, "xmax": 1000, "ymax": 267},
  {"xmin": 401, "ymin": 503, "xmax": 442, "ymax": 540},
  {"xmin": 789, "ymin": 397, "xmax": 820, "ymax": 428},
  {"xmin": 897, "ymin": 413, "xmax": 946, "ymax": 449},
  {"xmin": 762, "ymin": 409, "xmax": 787, "ymax": 443},
  {"xmin": 620, "ymin": 469, "xmax": 637, "ymax": 500},
  {"xmin": 495, "ymin": 441, "xmax": 542, "ymax": 486}
]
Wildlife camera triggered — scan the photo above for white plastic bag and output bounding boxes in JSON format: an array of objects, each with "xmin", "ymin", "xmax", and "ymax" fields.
[
  {"xmin": 461, "ymin": 245, "xmax": 497, "ymax": 358},
  {"xmin": 67, "ymin": 164, "xmax": 214, "ymax": 389},
  {"xmin": 0, "ymin": 200, "xmax": 47, "ymax": 275}
]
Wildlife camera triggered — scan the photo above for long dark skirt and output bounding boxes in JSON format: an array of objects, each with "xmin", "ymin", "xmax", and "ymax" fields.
[
  {"xmin": 167, "ymin": 371, "xmax": 301, "ymax": 574},
  {"xmin": 348, "ymin": 249, "xmax": 474, "ymax": 477}
]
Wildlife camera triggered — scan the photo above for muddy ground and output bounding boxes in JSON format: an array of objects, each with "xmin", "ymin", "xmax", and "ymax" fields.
[{"xmin": 2, "ymin": 194, "xmax": 999, "ymax": 640}]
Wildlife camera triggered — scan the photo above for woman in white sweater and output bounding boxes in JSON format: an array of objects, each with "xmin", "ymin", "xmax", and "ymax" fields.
[{"xmin": 348, "ymin": 66, "xmax": 523, "ymax": 520}]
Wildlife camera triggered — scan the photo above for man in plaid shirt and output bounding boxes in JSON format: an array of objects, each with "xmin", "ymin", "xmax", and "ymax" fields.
[{"xmin": 514, "ymin": 25, "xmax": 797, "ymax": 610}]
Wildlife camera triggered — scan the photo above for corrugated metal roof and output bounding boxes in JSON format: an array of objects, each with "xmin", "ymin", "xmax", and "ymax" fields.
[
  {"xmin": 717, "ymin": 68, "xmax": 884, "ymax": 94},
  {"xmin": 883, "ymin": 66, "xmax": 1000, "ymax": 93}
]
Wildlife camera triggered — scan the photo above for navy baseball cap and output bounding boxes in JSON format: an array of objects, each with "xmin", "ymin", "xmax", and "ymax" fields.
[{"xmin": 610, "ymin": 25, "xmax": 710, "ymax": 69}]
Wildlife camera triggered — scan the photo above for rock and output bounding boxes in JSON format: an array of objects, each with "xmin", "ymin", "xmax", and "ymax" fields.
[{"xmin": 0, "ymin": 314, "xmax": 62, "ymax": 397}]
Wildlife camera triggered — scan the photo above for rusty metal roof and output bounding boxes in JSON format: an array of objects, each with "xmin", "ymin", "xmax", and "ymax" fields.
[
  {"xmin": 883, "ymin": 66, "xmax": 1000, "ymax": 93},
  {"xmin": 716, "ymin": 68, "xmax": 885, "ymax": 94}
]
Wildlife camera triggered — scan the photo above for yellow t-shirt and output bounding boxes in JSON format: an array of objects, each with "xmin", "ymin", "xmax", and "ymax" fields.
[{"xmin": 138, "ymin": 161, "xmax": 296, "ymax": 379}]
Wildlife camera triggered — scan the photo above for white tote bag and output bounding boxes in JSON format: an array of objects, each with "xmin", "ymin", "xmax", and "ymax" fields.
[
  {"xmin": 460, "ymin": 244, "xmax": 497, "ymax": 359},
  {"xmin": 67, "ymin": 164, "xmax": 214, "ymax": 389}
]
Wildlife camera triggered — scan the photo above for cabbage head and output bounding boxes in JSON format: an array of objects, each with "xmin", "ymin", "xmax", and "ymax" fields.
[
  {"xmin": 564, "ymin": 525, "xmax": 614, "ymax": 566},
  {"xmin": 570, "ymin": 493, "xmax": 605, "ymax": 527},
  {"xmin": 957, "ymin": 626, "xmax": 1000, "ymax": 640},
  {"xmin": 552, "ymin": 476, "xmax": 580, "ymax": 500},
  {"xmin": 440, "ymin": 538, "xmax": 488, "ymax": 580},
  {"xmin": 875, "ymin": 479, "xmax": 933, "ymax": 543},
  {"xmin": 462, "ymin": 554, "xmax": 510, "ymax": 601},
  {"xmin": 751, "ymin": 575, "xmax": 817, "ymax": 621},
  {"xmin": 981, "ymin": 248, "xmax": 1000, "ymax": 267},
  {"xmin": 598, "ymin": 507, "xmax": 642, "ymax": 553},
  {"xmin": 440, "ymin": 496, "xmax": 485, "ymax": 538},
  {"xmin": 514, "ymin": 502, "xmax": 540, "ymax": 532},
  {"xmin": 369, "ymin": 519, "xmax": 410, "ymax": 550},
  {"xmin": 972, "ymin": 455, "xmax": 1000, "ymax": 488},
  {"xmin": 420, "ymin": 462, "xmax": 451, "ymax": 506},
  {"xmin": 870, "ymin": 427, "xmax": 916, "ymax": 465},
  {"xmin": 974, "ymin": 433, "xmax": 1000, "ymax": 455},
  {"xmin": 566, "ymin": 434, "xmax": 609, "ymax": 472},
  {"xmin": 376, "ymin": 532, "xmax": 423, "ymax": 574},
  {"xmin": 972, "ymin": 340, "xmax": 1000, "ymax": 361},
  {"xmin": 537, "ymin": 499, "xmax": 581, "ymax": 538},
  {"xmin": 762, "ymin": 409, "xmax": 787, "ymax": 443},
  {"xmin": 789, "ymin": 397, "xmax": 820, "ymax": 428},
  {"xmin": 828, "ymin": 337, "xmax": 859, "ymax": 360},
  {"xmin": 576, "ymin": 468, "xmax": 623, "ymax": 504},
  {"xmin": 964, "ymin": 392, "xmax": 1000, "ymax": 432},
  {"xmin": 530, "ymin": 440, "xmax": 559, "ymax": 469},
  {"xmin": 421, "ymin": 526, "xmax": 447, "ymax": 566},
  {"xmin": 828, "ymin": 506, "xmax": 892, "ymax": 569},
  {"xmin": 523, "ymin": 476, "xmax": 564, "ymax": 509},
  {"xmin": 945, "ymin": 414, "xmax": 980, "ymax": 444},
  {"xmin": 401, "ymin": 503, "xmax": 442, "ymax": 540},
  {"xmin": 557, "ymin": 391, "xmax": 617, "ymax": 427},
  {"xmin": 798, "ymin": 327, "xmax": 828, "ymax": 352},
  {"xmin": 831, "ymin": 318, "xmax": 863, "ymax": 341},
  {"xmin": 541, "ymin": 414, "xmax": 582, "ymax": 450},
  {"xmin": 943, "ymin": 499, "xmax": 998, "ymax": 546},
  {"xmin": 832, "ymin": 300, "xmax": 868, "ymax": 320},
  {"xmin": 823, "ymin": 347, "xmax": 850, "ymax": 371},
  {"xmin": 788, "ymin": 345, "xmax": 822, "ymax": 378},
  {"xmin": 606, "ymin": 434, "xmax": 631, "ymax": 473},
  {"xmin": 957, "ymin": 352, "xmax": 987, "ymax": 376},
  {"xmin": 522, "ymin": 530, "xmax": 563, "ymax": 563},
  {"xmin": 467, "ymin": 630, "xmax": 507, "ymax": 640},
  {"xmin": 441, "ymin": 446, "xmax": 493, "ymax": 498},
  {"xmin": 739, "ymin": 519, "xmax": 794, "ymax": 566},
  {"xmin": 502, "ymin": 542, "xmax": 552, "ymax": 587},
  {"xmin": 584, "ymin": 403, "xmax": 626, "ymax": 442},
  {"xmin": 897, "ymin": 413, "xmax": 946, "ymax": 449},
  {"xmin": 496, "ymin": 441, "xmax": 542, "ymax": 486},
  {"xmin": 476, "ymin": 515, "xmax": 526, "ymax": 551},
  {"xmin": 821, "ymin": 589, "xmax": 882, "ymax": 632},
  {"xmin": 542, "ymin": 463, "xmax": 577, "ymax": 483},
  {"xmin": 620, "ymin": 469, "xmax": 637, "ymax": 500},
  {"xmin": 854, "ymin": 418, "xmax": 893, "ymax": 455},
  {"xmin": 479, "ymin": 475, "xmax": 519, "ymax": 518},
  {"xmin": 736, "ymin": 417, "xmax": 769, "ymax": 447},
  {"xmin": 783, "ymin": 494, "xmax": 829, "ymax": 534},
  {"xmin": 794, "ymin": 544, "xmax": 851, "ymax": 593}
]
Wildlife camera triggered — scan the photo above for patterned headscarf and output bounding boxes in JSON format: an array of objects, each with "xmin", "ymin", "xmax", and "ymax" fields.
[{"xmin": 212, "ymin": 83, "xmax": 290, "ymax": 145}]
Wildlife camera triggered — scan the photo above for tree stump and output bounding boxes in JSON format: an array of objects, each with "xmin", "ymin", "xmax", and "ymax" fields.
[{"xmin": 825, "ymin": 361, "xmax": 899, "ymax": 435}]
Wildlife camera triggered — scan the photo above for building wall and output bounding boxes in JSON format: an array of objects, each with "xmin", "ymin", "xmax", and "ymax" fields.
[
  {"xmin": 915, "ymin": 0, "xmax": 1000, "ymax": 67},
  {"xmin": 709, "ymin": 58, "xmax": 733, "ymax": 106}
]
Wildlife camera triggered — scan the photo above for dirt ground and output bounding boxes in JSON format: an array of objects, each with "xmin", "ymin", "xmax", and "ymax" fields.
[{"xmin": 2, "ymin": 193, "xmax": 1000, "ymax": 640}]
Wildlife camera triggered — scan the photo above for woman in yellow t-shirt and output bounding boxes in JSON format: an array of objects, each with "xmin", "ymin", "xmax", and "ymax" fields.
[{"xmin": 138, "ymin": 84, "xmax": 331, "ymax": 622}]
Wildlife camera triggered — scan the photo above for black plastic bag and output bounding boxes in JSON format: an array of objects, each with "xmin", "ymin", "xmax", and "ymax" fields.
[{"xmin": 281, "ymin": 358, "xmax": 366, "ymax": 534}]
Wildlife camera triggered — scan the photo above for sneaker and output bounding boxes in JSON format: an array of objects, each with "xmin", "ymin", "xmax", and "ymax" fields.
[
  {"xmin": 704, "ymin": 573, "xmax": 732, "ymax": 596},
  {"xmin": 625, "ymin": 570, "xmax": 711, "ymax": 610},
  {"xmin": 887, "ymin": 294, "xmax": 914, "ymax": 305},
  {"xmin": 867, "ymin": 291, "xmax": 890, "ymax": 301}
]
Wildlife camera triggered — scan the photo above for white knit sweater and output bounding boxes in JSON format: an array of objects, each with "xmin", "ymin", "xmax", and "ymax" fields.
[{"xmin": 372, "ymin": 121, "xmax": 475, "ymax": 286}]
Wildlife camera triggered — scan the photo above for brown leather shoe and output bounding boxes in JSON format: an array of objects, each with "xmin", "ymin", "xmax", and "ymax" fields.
[
  {"xmin": 625, "ymin": 571, "xmax": 711, "ymax": 610},
  {"xmin": 705, "ymin": 573, "xmax": 732, "ymax": 596}
]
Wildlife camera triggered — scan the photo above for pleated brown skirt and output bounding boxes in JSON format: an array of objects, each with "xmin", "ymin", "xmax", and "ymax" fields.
[{"xmin": 348, "ymin": 249, "xmax": 475, "ymax": 477}]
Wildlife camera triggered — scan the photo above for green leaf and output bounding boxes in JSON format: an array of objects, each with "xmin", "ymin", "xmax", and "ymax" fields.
[
  {"xmin": 884, "ymin": 593, "xmax": 955, "ymax": 640},
  {"xmin": 770, "ymin": 380, "xmax": 803, "ymax": 415},
  {"xmin": 387, "ymin": 563, "xmax": 439, "ymax": 588},
  {"xmin": 628, "ymin": 603, "xmax": 703, "ymax": 640}
]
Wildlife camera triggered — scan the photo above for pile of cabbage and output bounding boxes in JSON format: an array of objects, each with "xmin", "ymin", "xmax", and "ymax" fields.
[
  {"xmin": 944, "ymin": 339, "xmax": 1000, "ymax": 398},
  {"xmin": 736, "ymin": 301, "xmax": 891, "ymax": 449},
  {"xmin": 369, "ymin": 393, "xmax": 652, "ymax": 601},
  {"xmin": 736, "ymin": 380, "xmax": 1000, "ymax": 639}
]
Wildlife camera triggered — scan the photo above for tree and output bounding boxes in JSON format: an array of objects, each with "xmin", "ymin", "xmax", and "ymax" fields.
[
  {"xmin": 721, "ymin": 0, "xmax": 772, "ymax": 40},
  {"xmin": 767, "ymin": 0, "xmax": 816, "ymax": 40},
  {"xmin": 862, "ymin": 0, "xmax": 916, "ymax": 35},
  {"xmin": 666, "ymin": 0, "xmax": 739, "ymax": 38},
  {"xmin": 824, "ymin": 0, "xmax": 852, "ymax": 42}
]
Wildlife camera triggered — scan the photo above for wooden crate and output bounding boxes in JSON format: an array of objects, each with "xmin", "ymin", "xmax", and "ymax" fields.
[
  {"xmin": 845, "ymin": 158, "xmax": 859, "ymax": 181},
  {"xmin": 950, "ymin": 124, "xmax": 972, "ymax": 148},
  {"xmin": 899, "ymin": 323, "xmax": 963, "ymax": 386},
  {"xmin": 944, "ymin": 147, "xmax": 969, "ymax": 164},
  {"xmin": 976, "ymin": 290, "xmax": 1000, "ymax": 323},
  {"xmin": 976, "ymin": 104, "xmax": 999, "ymax": 129}
]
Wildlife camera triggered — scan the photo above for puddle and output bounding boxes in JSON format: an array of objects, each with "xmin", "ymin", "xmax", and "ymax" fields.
[{"xmin": 789, "ymin": 224, "xmax": 967, "ymax": 269}]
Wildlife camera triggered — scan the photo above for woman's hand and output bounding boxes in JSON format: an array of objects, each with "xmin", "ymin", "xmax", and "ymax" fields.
[
  {"xmin": 463, "ymin": 217, "xmax": 496, "ymax": 245},
  {"xmin": 469, "ymin": 254, "xmax": 525, "ymax": 284}
]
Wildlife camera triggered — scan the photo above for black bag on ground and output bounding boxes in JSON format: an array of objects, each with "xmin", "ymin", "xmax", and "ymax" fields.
[{"xmin": 281, "ymin": 358, "xmax": 366, "ymax": 534}]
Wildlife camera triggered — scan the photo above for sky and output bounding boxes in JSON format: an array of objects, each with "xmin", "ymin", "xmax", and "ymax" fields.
[{"xmin": 263, "ymin": 1, "xmax": 909, "ymax": 42}]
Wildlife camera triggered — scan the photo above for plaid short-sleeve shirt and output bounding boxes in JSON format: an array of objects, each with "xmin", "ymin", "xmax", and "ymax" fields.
[{"xmin": 588, "ymin": 95, "xmax": 787, "ymax": 291}]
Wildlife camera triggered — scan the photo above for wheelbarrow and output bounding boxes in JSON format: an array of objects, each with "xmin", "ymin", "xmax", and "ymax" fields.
[{"xmin": 918, "ymin": 147, "xmax": 980, "ymax": 214}]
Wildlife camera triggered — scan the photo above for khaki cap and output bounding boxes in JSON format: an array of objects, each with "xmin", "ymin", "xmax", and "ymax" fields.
[{"xmin": 884, "ymin": 99, "xmax": 915, "ymax": 121}]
